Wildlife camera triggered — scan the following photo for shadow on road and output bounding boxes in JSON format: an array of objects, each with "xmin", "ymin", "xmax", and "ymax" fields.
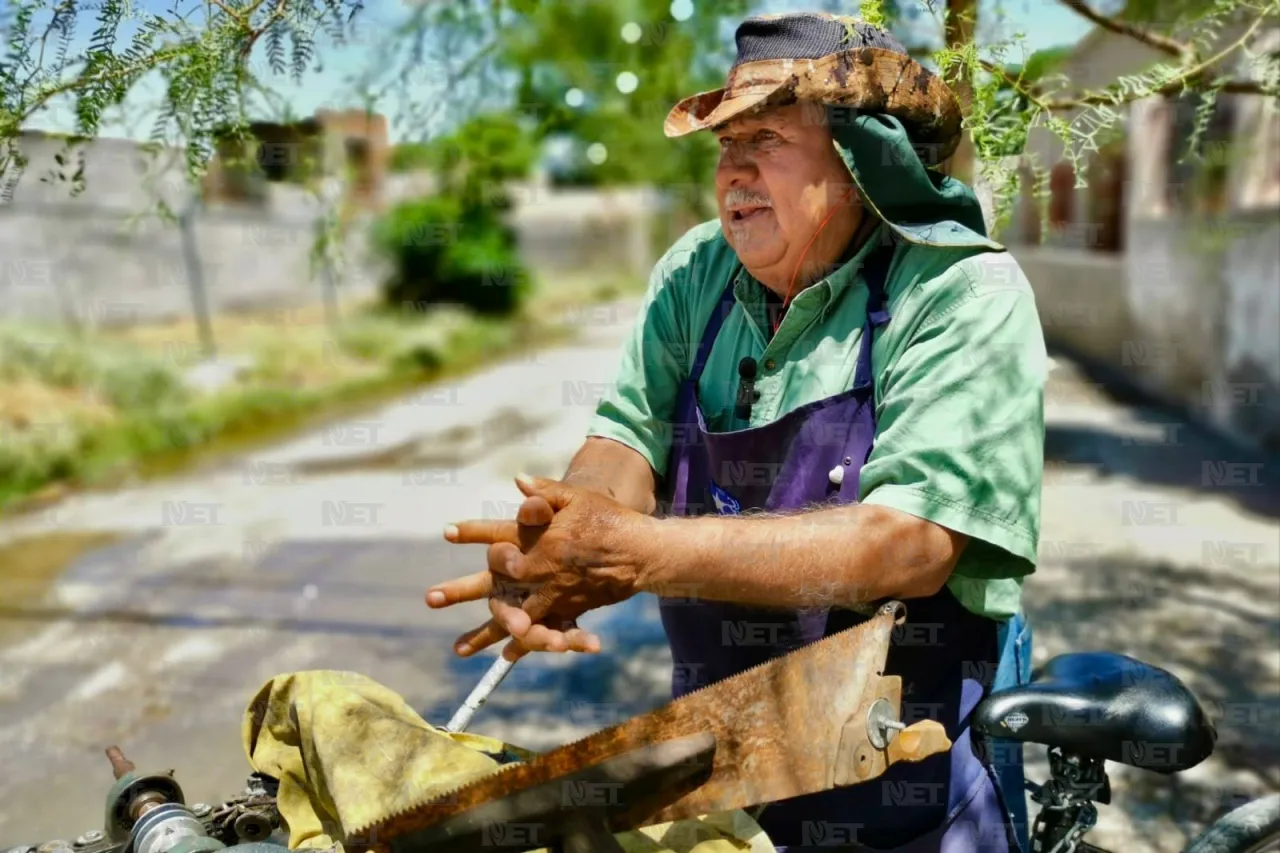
[
  {"xmin": 1045, "ymin": 344, "xmax": 1280, "ymax": 520},
  {"xmin": 1023, "ymin": 550, "xmax": 1280, "ymax": 838},
  {"xmin": 1044, "ymin": 423, "xmax": 1280, "ymax": 520},
  {"xmin": 0, "ymin": 602, "xmax": 463, "ymax": 639},
  {"xmin": 421, "ymin": 594, "xmax": 675, "ymax": 747},
  {"xmin": 0, "ymin": 531, "xmax": 678, "ymax": 753},
  {"xmin": 0, "ymin": 534, "xmax": 479, "ymax": 640}
]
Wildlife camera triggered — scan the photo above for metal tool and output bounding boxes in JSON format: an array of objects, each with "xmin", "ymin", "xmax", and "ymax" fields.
[
  {"xmin": 4, "ymin": 748, "xmax": 289, "ymax": 853},
  {"xmin": 352, "ymin": 601, "xmax": 953, "ymax": 853},
  {"xmin": 443, "ymin": 655, "xmax": 517, "ymax": 733}
]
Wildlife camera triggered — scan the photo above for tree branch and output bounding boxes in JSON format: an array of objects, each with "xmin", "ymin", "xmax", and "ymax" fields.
[
  {"xmin": 237, "ymin": 0, "xmax": 291, "ymax": 65},
  {"xmin": 1042, "ymin": 11, "xmax": 1274, "ymax": 110},
  {"xmin": 1055, "ymin": 0, "xmax": 1193, "ymax": 59},
  {"xmin": 18, "ymin": 44, "xmax": 192, "ymax": 127},
  {"xmin": 209, "ymin": 0, "xmax": 247, "ymax": 24},
  {"xmin": 19, "ymin": 0, "xmax": 80, "ymax": 104},
  {"xmin": 1043, "ymin": 75, "xmax": 1271, "ymax": 110},
  {"xmin": 1220, "ymin": 78, "xmax": 1275, "ymax": 95},
  {"xmin": 979, "ymin": 58, "xmax": 1054, "ymax": 113}
]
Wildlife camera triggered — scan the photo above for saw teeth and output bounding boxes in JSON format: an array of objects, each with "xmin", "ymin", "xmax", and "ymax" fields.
[
  {"xmin": 422, "ymin": 760, "xmax": 524, "ymax": 804},
  {"xmin": 350, "ymin": 761, "xmax": 523, "ymax": 837}
]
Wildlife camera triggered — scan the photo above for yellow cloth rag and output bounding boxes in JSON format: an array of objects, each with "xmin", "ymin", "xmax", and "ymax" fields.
[{"xmin": 240, "ymin": 670, "xmax": 776, "ymax": 853}]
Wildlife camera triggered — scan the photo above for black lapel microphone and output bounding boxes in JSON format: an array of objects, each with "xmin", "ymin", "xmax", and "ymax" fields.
[{"xmin": 734, "ymin": 356, "xmax": 758, "ymax": 422}]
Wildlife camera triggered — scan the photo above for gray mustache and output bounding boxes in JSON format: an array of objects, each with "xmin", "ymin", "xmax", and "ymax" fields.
[{"xmin": 724, "ymin": 189, "xmax": 772, "ymax": 208}]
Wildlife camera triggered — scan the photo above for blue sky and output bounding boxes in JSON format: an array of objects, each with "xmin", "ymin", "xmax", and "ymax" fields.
[{"xmin": 27, "ymin": 0, "xmax": 1099, "ymax": 144}]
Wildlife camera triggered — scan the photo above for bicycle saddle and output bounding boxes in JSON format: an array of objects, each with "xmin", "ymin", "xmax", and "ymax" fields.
[{"xmin": 973, "ymin": 651, "xmax": 1217, "ymax": 773}]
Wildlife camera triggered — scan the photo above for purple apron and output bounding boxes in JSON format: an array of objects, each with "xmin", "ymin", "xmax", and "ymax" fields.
[{"xmin": 655, "ymin": 244, "xmax": 1024, "ymax": 852}]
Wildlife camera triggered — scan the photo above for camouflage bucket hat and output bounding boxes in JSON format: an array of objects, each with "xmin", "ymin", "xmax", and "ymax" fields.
[{"xmin": 664, "ymin": 12, "xmax": 963, "ymax": 164}]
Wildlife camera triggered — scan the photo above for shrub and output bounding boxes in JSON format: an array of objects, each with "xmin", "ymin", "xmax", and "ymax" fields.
[
  {"xmin": 375, "ymin": 112, "xmax": 538, "ymax": 317},
  {"xmin": 373, "ymin": 193, "xmax": 531, "ymax": 317}
]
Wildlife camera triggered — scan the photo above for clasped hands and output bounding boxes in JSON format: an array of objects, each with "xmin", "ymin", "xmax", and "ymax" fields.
[{"xmin": 427, "ymin": 474, "xmax": 651, "ymax": 662}]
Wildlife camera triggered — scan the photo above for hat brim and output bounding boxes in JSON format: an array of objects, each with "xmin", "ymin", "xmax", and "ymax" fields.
[
  {"xmin": 664, "ymin": 86, "xmax": 781, "ymax": 139},
  {"xmin": 664, "ymin": 47, "xmax": 962, "ymax": 163}
]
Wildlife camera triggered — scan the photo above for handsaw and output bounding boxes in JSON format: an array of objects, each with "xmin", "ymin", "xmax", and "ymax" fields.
[{"xmin": 351, "ymin": 601, "xmax": 951, "ymax": 853}]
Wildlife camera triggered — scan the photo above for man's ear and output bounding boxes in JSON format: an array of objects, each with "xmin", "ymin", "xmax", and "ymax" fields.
[{"xmin": 818, "ymin": 102, "xmax": 836, "ymax": 129}]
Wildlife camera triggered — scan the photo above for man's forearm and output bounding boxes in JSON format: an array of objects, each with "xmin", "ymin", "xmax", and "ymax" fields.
[
  {"xmin": 632, "ymin": 503, "xmax": 967, "ymax": 609},
  {"xmin": 561, "ymin": 437, "xmax": 658, "ymax": 515}
]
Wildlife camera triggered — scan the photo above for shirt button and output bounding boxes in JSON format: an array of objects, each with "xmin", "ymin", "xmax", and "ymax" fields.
[{"xmin": 764, "ymin": 359, "xmax": 776, "ymax": 371}]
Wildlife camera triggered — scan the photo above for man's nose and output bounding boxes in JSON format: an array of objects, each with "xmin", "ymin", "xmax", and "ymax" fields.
[{"xmin": 715, "ymin": 145, "xmax": 756, "ymax": 191}]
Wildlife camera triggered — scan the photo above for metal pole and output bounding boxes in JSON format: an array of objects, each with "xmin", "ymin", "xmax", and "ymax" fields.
[
  {"xmin": 179, "ymin": 197, "xmax": 217, "ymax": 359},
  {"xmin": 444, "ymin": 656, "xmax": 517, "ymax": 733}
]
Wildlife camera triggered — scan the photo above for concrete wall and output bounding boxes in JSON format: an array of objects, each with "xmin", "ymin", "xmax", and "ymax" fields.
[
  {"xmin": 382, "ymin": 173, "xmax": 672, "ymax": 285},
  {"xmin": 1013, "ymin": 210, "xmax": 1280, "ymax": 452},
  {"xmin": 0, "ymin": 134, "xmax": 382, "ymax": 329},
  {"xmin": 1012, "ymin": 247, "xmax": 1129, "ymax": 369},
  {"xmin": 1006, "ymin": 21, "xmax": 1280, "ymax": 452},
  {"xmin": 0, "ymin": 136, "xmax": 668, "ymax": 330},
  {"xmin": 506, "ymin": 183, "xmax": 667, "ymax": 283}
]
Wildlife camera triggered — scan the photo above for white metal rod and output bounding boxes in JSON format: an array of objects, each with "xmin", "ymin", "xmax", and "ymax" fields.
[{"xmin": 444, "ymin": 655, "xmax": 516, "ymax": 733}]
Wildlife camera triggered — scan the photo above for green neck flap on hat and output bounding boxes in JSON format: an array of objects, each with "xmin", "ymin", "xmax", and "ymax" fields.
[{"xmin": 830, "ymin": 112, "xmax": 1004, "ymax": 251}]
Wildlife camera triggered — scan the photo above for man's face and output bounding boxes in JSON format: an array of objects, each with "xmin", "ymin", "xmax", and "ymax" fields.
[{"xmin": 714, "ymin": 102, "xmax": 861, "ymax": 293}]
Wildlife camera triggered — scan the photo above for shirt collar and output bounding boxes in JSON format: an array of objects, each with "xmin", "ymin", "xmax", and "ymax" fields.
[{"xmin": 732, "ymin": 220, "xmax": 887, "ymax": 312}]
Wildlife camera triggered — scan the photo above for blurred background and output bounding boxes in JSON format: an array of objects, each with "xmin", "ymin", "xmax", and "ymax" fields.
[{"xmin": 0, "ymin": 0, "xmax": 1277, "ymax": 851}]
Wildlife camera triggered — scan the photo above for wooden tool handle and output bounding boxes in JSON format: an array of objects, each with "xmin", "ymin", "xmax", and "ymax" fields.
[{"xmin": 885, "ymin": 720, "xmax": 951, "ymax": 765}]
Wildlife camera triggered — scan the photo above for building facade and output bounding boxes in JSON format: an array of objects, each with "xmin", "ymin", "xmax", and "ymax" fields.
[
  {"xmin": 202, "ymin": 108, "xmax": 390, "ymax": 213},
  {"xmin": 1003, "ymin": 22, "xmax": 1280, "ymax": 452}
]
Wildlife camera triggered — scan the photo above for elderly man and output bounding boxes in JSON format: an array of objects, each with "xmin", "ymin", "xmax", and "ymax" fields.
[{"xmin": 429, "ymin": 12, "xmax": 1045, "ymax": 853}]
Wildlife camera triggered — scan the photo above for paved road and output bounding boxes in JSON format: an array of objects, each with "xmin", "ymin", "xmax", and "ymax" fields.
[{"xmin": 1, "ymin": 297, "xmax": 1277, "ymax": 852}]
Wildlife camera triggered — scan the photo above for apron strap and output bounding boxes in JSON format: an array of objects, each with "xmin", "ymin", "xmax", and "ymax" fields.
[
  {"xmin": 694, "ymin": 240, "xmax": 894, "ymax": 391},
  {"xmin": 852, "ymin": 242, "xmax": 896, "ymax": 394},
  {"xmin": 690, "ymin": 278, "xmax": 739, "ymax": 384}
]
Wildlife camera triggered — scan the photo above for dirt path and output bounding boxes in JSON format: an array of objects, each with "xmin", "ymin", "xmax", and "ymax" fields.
[
  {"xmin": 1023, "ymin": 356, "xmax": 1280, "ymax": 851},
  {"xmin": 0, "ymin": 314, "xmax": 1275, "ymax": 852}
]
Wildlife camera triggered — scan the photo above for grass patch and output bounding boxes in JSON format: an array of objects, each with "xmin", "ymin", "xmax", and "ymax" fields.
[{"xmin": 0, "ymin": 269, "xmax": 644, "ymax": 514}]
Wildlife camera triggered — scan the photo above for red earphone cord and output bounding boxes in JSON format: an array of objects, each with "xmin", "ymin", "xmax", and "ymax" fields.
[{"xmin": 772, "ymin": 186, "xmax": 858, "ymax": 337}]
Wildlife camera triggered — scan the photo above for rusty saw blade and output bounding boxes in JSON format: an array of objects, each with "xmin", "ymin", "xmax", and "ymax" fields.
[{"xmin": 351, "ymin": 601, "xmax": 952, "ymax": 852}]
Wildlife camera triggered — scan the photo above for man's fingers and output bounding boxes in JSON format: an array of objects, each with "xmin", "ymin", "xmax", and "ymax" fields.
[
  {"xmin": 519, "ymin": 584, "xmax": 557, "ymax": 626},
  {"xmin": 426, "ymin": 571, "xmax": 492, "ymax": 608},
  {"xmin": 453, "ymin": 619, "xmax": 509, "ymax": 657},
  {"xmin": 487, "ymin": 617, "xmax": 600, "ymax": 657},
  {"xmin": 509, "ymin": 587, "xmax": 597, "ymax": 653},
  {"xmin": 515, "ymin": 495, "xmax": 553, "ymax": 551},
  {"xmin": 500, "ymin": 638, "xmax": 530, "ymax": 663},
  {"xmin": 516, "ymin": 495, "xmax": 554, "ymax": 528},
  {"xmin": 490, "ymin": 596, "xmax": 533, "ymax": 639},
  {"xmin": 444, "ymin": 500, "xmax": 553, "ymax": 549},
  {"xmin": 487, "ymin": 542, "xmax": 526, "ymax": 578},
  {"xmin": 515, "ymin": 623, "xmax": 600, "ymax": 654},
  {"xmin": 521, "ymin": 623, "xmax": 570, "ymax": 653},
  {"xmin": 562, "ymin": 627, "xmax": 602, "ymax": 654},
  {"xmin": 444, "ymin": 519, "xmax": 518, "ymax": 546},
  {"xmin": 514, "ymin": 473, "xmax": 575, "ymax": 508}
]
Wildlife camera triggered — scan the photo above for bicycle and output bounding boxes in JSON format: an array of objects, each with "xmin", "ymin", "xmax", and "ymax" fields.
[
  {"xmin": 972, "ymin": 650, "xmax": 1280, "ymax": 853},
  {"xmin": 7, "ymin": 649, "xmax": 1278, "ymax": 853}
]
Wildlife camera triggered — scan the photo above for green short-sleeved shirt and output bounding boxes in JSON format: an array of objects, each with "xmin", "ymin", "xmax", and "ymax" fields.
[{"xmin": 588, "ymin": 219, "xmax": 1047, "ymax": 620}]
